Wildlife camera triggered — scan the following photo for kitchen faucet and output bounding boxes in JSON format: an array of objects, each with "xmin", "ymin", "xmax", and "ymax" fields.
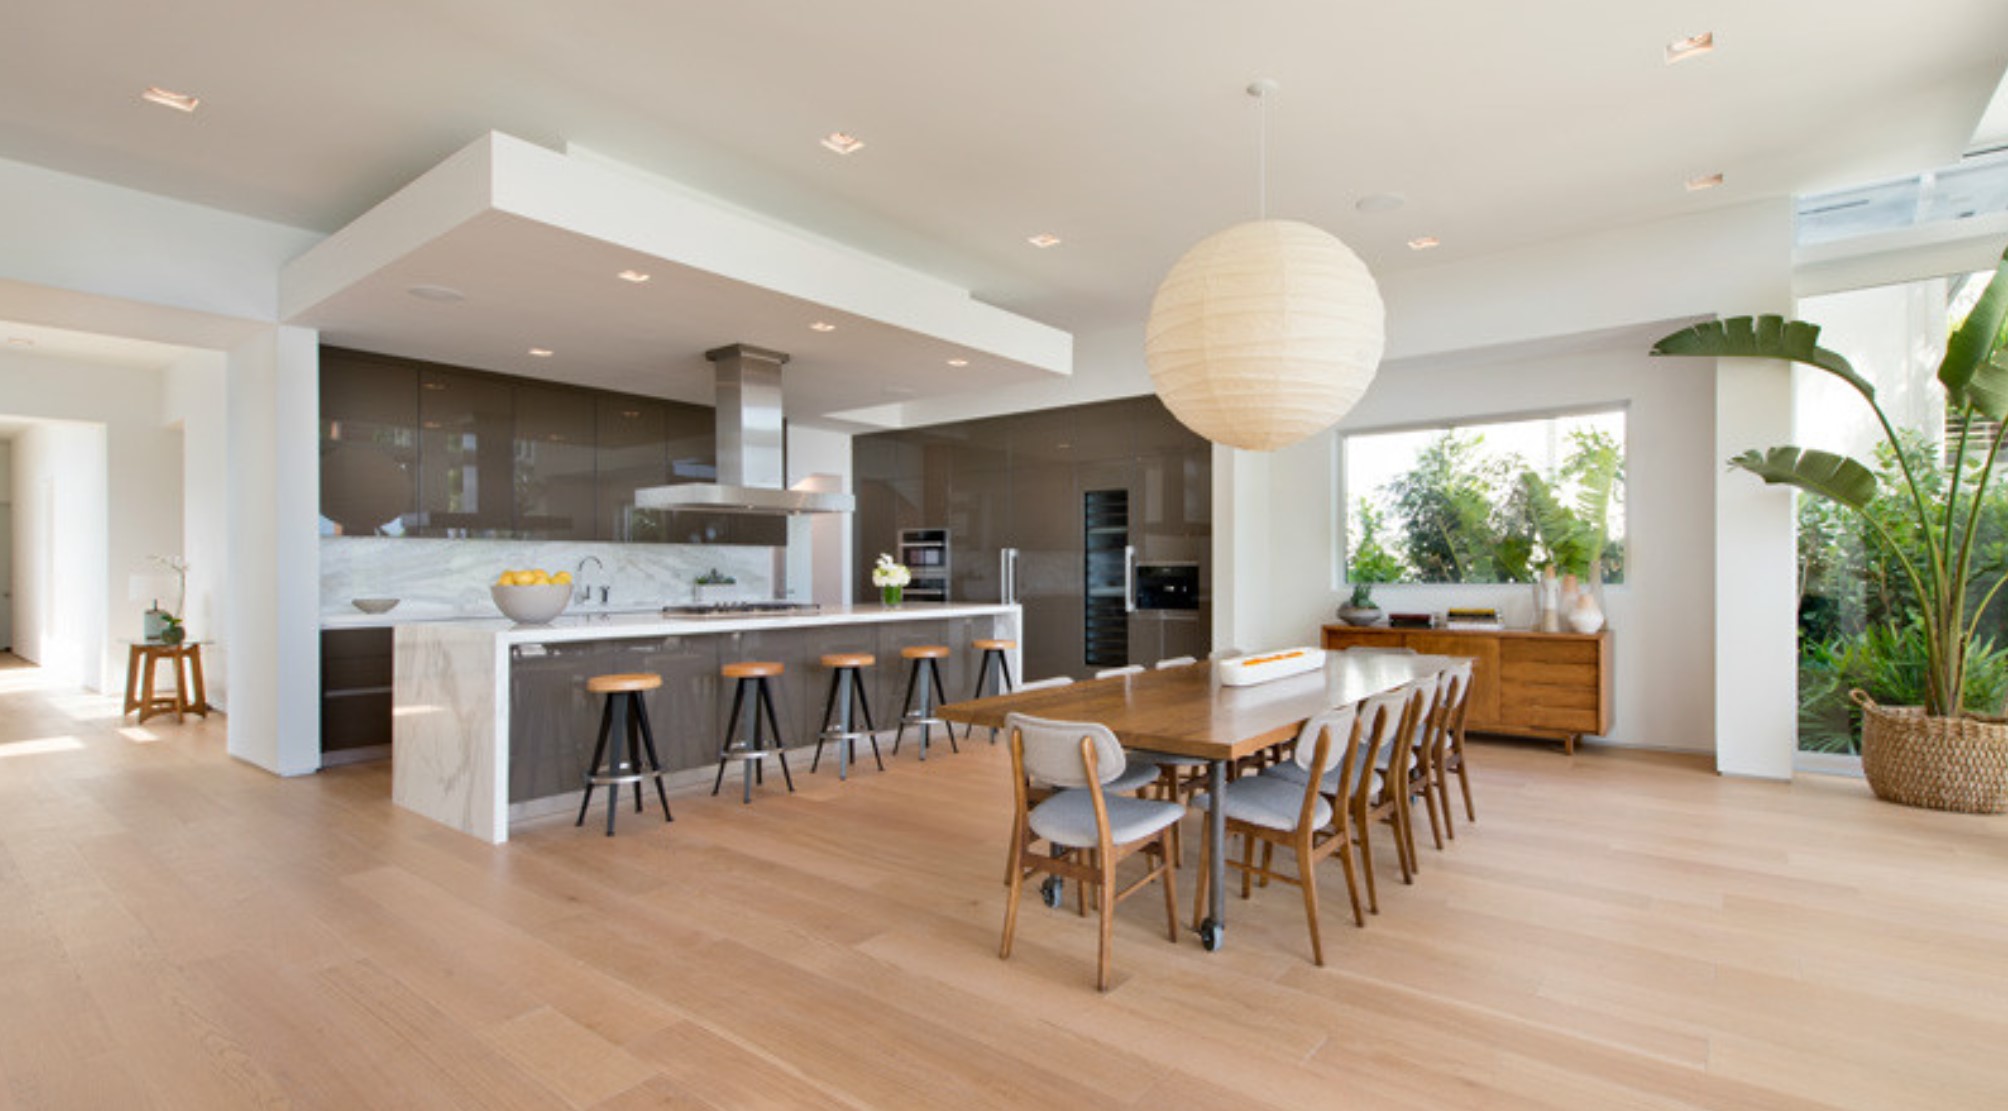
[{"xmin": 575, "ymin": 555, "xmax": 607, "ymax": 605}]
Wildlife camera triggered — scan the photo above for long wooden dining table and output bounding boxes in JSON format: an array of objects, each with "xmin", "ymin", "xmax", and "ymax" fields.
[{"xmin": 936, "ymin": 651, "xmax": 1456, "ymax": 952}]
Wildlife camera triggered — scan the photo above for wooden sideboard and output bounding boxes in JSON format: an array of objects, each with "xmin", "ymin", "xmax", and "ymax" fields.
[{"xmin": 1319, "ymin": 624, "xmax": 1611, "ymax": 753}]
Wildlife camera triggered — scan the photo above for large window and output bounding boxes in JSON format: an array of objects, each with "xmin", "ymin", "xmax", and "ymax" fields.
[
  {"xmin": 1794, "ymin": 269, "xmax": 2001, "ymax": 755},
  {"xmin": 1342, "ymin": 408, "xmax": 1626, "ymax": 585}
]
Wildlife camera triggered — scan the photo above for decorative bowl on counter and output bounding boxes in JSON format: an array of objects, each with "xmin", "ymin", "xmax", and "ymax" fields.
[
  {"xmin": 352, "ymin": 597, "xmax": 401, "ymax": 614},
  {"xmin": 491, "ymin": 583, "xmax": 572, "ymax": 624}
]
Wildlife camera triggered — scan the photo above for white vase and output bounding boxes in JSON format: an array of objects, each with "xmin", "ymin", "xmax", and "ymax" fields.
[{"xmin": 1568, "ymin": 595, "xmax": 1605, "ymax": 633}]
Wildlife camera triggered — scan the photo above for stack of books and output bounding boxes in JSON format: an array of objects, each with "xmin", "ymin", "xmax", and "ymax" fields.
[
  {"xmin": 1444, "ymin": 607, "xmax": 1503, "ymax": 631},
  {"xmin": 1387, "ymin": 612, "xmax": 1435, "ymax": 628}
]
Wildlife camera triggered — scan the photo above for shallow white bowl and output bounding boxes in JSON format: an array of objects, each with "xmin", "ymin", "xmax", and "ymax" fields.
[
  {"xmin": 351, "ymin": 597, "xmax": 400, "ymax": 615},
  {"xmin": 491, "ymin": 583, "xmax": 572, "ymax": 624}
]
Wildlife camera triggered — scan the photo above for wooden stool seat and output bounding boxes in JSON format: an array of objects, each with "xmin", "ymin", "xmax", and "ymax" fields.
[
  {"xmin": 722, "ymin": 660, "xmax": 784, "ymax": 679},
  {"xmin": 821, "ymin": 652, "xmax": 875, "ymax": 669},
  {"xmin": 974, "ymin": 638, "xmax": 1017, "ymax": 651},
  {"xmin": 586, "ymin": 673, "xmax": 663, "ymax": 694},
  {"xmin": 902, "ymin": 645, "xmax": 950, "ymax": 660}
]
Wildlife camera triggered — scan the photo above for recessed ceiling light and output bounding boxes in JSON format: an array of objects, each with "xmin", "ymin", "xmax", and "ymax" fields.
[
  {"xmin": 820, "ymin": 132, "xmax": 866, "ymax": 155},
  {"xmin": 1665, "ymin": 32, "xmax": 1715, "ymax": 64},
  {"xmin": 528, "ymin": 347, "xmax": 553, "ymax": 357},
  {"xmin": 616, "ymin": 269, "xmax": 651, "ymax": 283},
  {"xmin": 620, "ymin": 410, "xmax": 642, "ymax": 419},
  {"xmin": 5, "ymin": 336, "xmax": 34, "ymax": 348},
  {"xmin": 1686, "ymin": 172, "xmax": 1725, "ymax": 192},
  {"xmin": 422, "ymin": 381, "xmax": 448, "ymax": 391},
  {"xmin": 809, "ymin": 321, "xmax": 836, "ymax": 332},
  {"xmin": 1356, "ymin": 193, "xmax": 1406, "ymax": 214},
  {"xmin": 407, "ymin": 284, "xmax": 466, "ymax": 302},
  {"xmin": 1027, "ymin": 233, "xmax": 1063, "ymax": 249},
  {"xmin": 140, "ymin": 86, "xmax": 200, "ymax": 112},
  {"xmin": 946, "ymin": 358, "xmax": 969, "ymax": 367},
  {"xmin": 1407, "ymin": 236, "xmax": 1441, "ymax": 251}
]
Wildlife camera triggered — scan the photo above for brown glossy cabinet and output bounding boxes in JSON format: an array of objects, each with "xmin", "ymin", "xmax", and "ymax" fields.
[
  {"xmin": 417, "ymin": 367, "xmax": 516, "ymax": 537},
  {"xmin": 1320, "ymin": 624, "xmax": 1612, "ymax": 754},
  {"xmin": 319, "ymin": 352, "xmax": 417, "ymax": 536},
  {"xmin": 513, "ymin": 384, "xmax": 597, "ymax": 540}
]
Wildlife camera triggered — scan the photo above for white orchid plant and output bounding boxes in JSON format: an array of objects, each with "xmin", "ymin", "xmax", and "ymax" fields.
[{"xmin": 871, "ymin": 553, "xmax": 912, "ymax": 589}]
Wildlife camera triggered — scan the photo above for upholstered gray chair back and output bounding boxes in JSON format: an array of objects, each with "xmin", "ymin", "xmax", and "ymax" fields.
[
  {"xmin": 1291, "ymin": 704, "xmax": 1359, "ymax": 775},
  {"xmin": 1007, "ymin": 712, "xmax": 1127, "ymax": 788}
]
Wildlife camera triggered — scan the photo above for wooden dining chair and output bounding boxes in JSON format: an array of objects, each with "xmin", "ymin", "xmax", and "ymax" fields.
[
  {"xmin": 1378, "ymin": 675, "xmax": 1439, "ymax": 879},
  {"xmin": 1418, "ymin": 662, "xmax": 1472, "ymax": 844},
  {"xmin": 998, "ymin": 683, "xmax": 1165, "ymax": 883},
  {"xmin": 1434, "ymin": 661, "xmax": 1478, "ymax": 831},
  {"xmin": 1188, "ymin": 705, "xmax": 1363, "ymax": 965},
  {"xmin": 1382, "ymin": 671, "xmax": 1456, "ymax": 855},
  {"xmin": 1353, "ymin": 684, "xmax": 1424, "ymax": 912},
  {"xmin": 999, "ymin": 713, "xmax": 1185, "ymax": 991}
]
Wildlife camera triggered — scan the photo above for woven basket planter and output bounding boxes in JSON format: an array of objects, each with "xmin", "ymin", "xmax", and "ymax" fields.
[{"xmin": 1850, "ymin": 690, "xmax": 2008, "ymax": 814}]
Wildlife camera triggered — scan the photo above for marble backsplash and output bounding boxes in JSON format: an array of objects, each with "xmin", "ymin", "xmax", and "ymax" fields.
[{"xmin": 321, "ymin": 537, "xmax": 779, "ymax": 620}]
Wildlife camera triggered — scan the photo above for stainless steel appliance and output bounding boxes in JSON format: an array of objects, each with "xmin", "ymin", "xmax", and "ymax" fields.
[
  {"xmin": 1135, "ymin": 562, "xmax": 1200, "ymax": 610},
  {"xmin": 898, "ymin": 528, "xmax": 949, "ymax": 601}
]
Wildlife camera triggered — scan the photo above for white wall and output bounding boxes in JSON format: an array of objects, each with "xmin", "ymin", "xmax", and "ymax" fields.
[
  {"xmin": 786, "ymin": 423, "xmax": 853, "ymax": 605},
  {"xmin": 161, "ymin": 350, "xmax": 231, "ymax": 709},
  {"xmin": 0, "ymin": 350, "xmax": 184, "ymax": 691},
  {"xmin": 225, "ymin": 327, "xmax": 322, "ymax": 775},
  {"xmin": 1234, "ymin": 331, "xmax": 1717, "ymax": 753},
  {"xmin": 9, "ymin": 421, "xmax": 106, "ymax": 685}
]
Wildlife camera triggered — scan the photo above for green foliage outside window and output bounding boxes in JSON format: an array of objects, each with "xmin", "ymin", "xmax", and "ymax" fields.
[{"xmin": 1344, "ymin": 414, "xmax": 1626, "ymax": 585}]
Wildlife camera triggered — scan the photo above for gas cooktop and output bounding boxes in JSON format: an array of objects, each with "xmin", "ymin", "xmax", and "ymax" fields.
[{"xmin": 659, "ymin": 601, "xmax": 822, "ymax": 619}]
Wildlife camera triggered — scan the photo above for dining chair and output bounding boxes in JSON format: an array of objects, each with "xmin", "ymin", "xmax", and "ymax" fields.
[
  {"xmin": 1153, "ymin": 655, "xmax": 1198, "ymax": 669},
  {"xmin": 1353, "ymin": 684, "xmax": 1424, "ymax": 912},
  {"xmin": 1434, "ymin": 661, "xmax": 1478, "ymax": 831},
  {"xmin": 1187, "ymin": 705, "xmax": 1363, "ymax": 965},
  {"xmin": 999, "ymin": 713, "xmax": 1185, "ymax": 991},
  {"xmin": 998, "ymin": 683, "xmax": 1162, "ymax": 884},
  {"xmin": 1380, "ymin": 671, "xmax": 1453, "ymax": 855},
  {"xmin": 1095, "ymin": 665, "xmax": 1146, "ymax": 679}
]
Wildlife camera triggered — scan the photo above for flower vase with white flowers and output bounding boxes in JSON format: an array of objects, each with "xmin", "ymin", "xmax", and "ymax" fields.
[{"xmin": 872, "ymin": 554, "xmax": 912, "ymax": 608}]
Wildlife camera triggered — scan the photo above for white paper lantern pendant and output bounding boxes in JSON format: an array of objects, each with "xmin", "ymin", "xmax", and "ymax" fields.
[{"xmin": 1145, "ymin": 82, "xmax": 1386, "ymax": 452}]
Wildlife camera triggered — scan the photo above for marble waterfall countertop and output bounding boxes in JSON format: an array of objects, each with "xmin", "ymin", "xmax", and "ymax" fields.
[
  {"xmin": 390, "ymin": 602, "xmax": 1023, "ymax": 843},
  {"xmin": 347, "ymin": 601, "xmax": 1017, "ymax": 638}
]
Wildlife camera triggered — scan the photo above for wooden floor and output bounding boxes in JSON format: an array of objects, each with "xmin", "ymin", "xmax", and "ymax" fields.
[{"xmin": 3, "ymin": 657, "xmax": 2007, "ymax": 1110}]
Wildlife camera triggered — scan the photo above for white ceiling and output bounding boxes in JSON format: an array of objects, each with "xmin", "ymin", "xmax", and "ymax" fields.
[
  {"xmin": 3, "ymin": 2, "xmax": 2006, "ymax": 393},
  {"xmin": 0, "ymin": 319, "xmax": 194, "ymax": 371}
]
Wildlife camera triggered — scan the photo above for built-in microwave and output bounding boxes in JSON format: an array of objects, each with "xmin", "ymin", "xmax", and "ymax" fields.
[{"xmin": 1134, "ymin": 562, "xmax": 1200, "ymax": 610}]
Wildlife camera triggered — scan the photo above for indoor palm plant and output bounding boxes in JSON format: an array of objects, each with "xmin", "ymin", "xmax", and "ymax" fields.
[{"xmin": 1651, "ymin": 245, "xmax": 2008, "ymax": 812}]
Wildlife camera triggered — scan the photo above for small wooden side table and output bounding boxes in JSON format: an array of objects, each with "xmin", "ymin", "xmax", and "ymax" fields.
[{"xmin": 123, "ymin": 641, "xmax": 210, "ymax": 724}]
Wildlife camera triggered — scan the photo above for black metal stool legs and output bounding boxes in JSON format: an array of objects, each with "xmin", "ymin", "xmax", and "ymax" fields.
[
  {"xmin": 578, "ymin": 688, "xmax": 670, "ymax": 836},
  {"xmin": 965, "ymin": 648, "xmax": 1015, "ymax": 741},
  {"xmin": 713, "ymin": 675, "xmax": 794, "ymax": 804},
  {"xmin": 814, "ymin": 666, "xmax": 886, "ymax": 779}
]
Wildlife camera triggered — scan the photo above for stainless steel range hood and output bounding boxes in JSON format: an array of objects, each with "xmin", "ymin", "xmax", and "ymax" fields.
[{"xmin": 634, "ymin": 344, "xmax": 855, "ymax": 516}]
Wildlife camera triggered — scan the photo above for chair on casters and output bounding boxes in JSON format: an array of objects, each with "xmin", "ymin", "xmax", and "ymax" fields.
[
  {"xmin": 813, "ymin": 653, "xmax": 883, "ymax": 780},
  {"xmin": 576, "ymin": 673, "xmax": 673, "ymax": 836},
  {"xmin": 964, "ymin": 638, "xmax": 1017, "ymax": 742},
  {"xmin": 999, "ymin": 712, "xmax": 1185, "ymax": 991},
  {"xmin": 893, "ymin": 645, "xmax": 955, "ymax": 760},
  {"xmin": 711, "ymin": 661, "xmax": 794, "ymax": 803},
  {"xmin": 1190, "ymin": 704, "xmax": 1365, "ymax": 965}
]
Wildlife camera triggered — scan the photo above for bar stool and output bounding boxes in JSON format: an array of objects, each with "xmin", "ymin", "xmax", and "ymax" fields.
[
  {"xmin": 964, "ymin": 638, "xmax": 1017, "ymax": 742},
  {"xmin": 893, "ymin": 644, "xmax": 956, "ymax": 760},
  {"xmin": 813, "ymin": 652, "xmax": 884, "ymax": 780},
  {"xmin": 711, "ymin": 660, "xmax": 795, "ymax": 804},
  {"xmin": 575, "ymin": 673, "xmax": 673, "ymax": 836}
]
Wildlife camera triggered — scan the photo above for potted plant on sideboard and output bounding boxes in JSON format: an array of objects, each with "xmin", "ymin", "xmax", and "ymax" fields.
[{"xmin": 1651, "ymin": 244, "xmax": 2008, "ymax": 813}]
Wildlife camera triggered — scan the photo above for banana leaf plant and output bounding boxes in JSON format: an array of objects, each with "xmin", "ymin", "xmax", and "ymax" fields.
[{"xmin": 1651, "ymin": 245, "xmax": 2008, "ymax": 718}]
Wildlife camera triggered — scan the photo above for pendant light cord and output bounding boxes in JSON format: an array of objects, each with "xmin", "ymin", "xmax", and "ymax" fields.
[{"xmin": 1257, "ymin": 88, "xmax": 1268, "ymax": 221}]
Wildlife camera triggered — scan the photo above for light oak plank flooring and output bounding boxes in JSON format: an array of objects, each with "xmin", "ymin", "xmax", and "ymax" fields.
[{"xmin": 2, "ymin": 655, "xmax": 2006, "ymax": 1109}]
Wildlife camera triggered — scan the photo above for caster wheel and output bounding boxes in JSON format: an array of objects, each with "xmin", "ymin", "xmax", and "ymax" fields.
[
  {"xmin": 1198, "ymin": 917, "xmax": 1224, "ymax": 952},
  {"xmin": 1040, "ymin": 877, "xmax": 1064, "ymax": 908}
]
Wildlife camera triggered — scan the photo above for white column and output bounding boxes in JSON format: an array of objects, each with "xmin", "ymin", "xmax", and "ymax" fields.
[
  {"xmin": 225, "ymin": 326, "xmax": 321, "ymax": 775},
  {"xmin": 1211, "ymin": 443, "xmax": 1272, "ymax": 655}
]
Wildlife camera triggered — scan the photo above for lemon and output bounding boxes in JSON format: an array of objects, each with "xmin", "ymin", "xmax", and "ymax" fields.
[{"xmin": 554, "ymin": 571, "xmax": 572, "ymax": 584}]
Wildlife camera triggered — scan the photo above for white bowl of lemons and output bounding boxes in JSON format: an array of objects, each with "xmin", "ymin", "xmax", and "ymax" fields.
[{"xmin": 490, "ymin": 569, "xmax": 574, "ymax": 624}]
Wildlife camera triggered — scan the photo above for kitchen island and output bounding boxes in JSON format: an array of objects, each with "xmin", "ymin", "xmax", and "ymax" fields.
[{"xmin": 392, "ymin": 602, "xmax": 1020, "ymax": 842}]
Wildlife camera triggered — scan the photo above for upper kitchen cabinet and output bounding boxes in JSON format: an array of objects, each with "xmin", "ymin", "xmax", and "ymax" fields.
[
  {"xmin": 416, "ymin": 368, "xmax": 516, "ymax": 537},
  {"xmin": 514, "ymin": 384, "xmax": 598, "ymax": 540},
  {"xmin": 595, "ymin": 398, "xmax": 668, "ymax": 542},
  {"xmin": 320, "ymin": 348, "xmax": 417, "ymax": 537}
]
